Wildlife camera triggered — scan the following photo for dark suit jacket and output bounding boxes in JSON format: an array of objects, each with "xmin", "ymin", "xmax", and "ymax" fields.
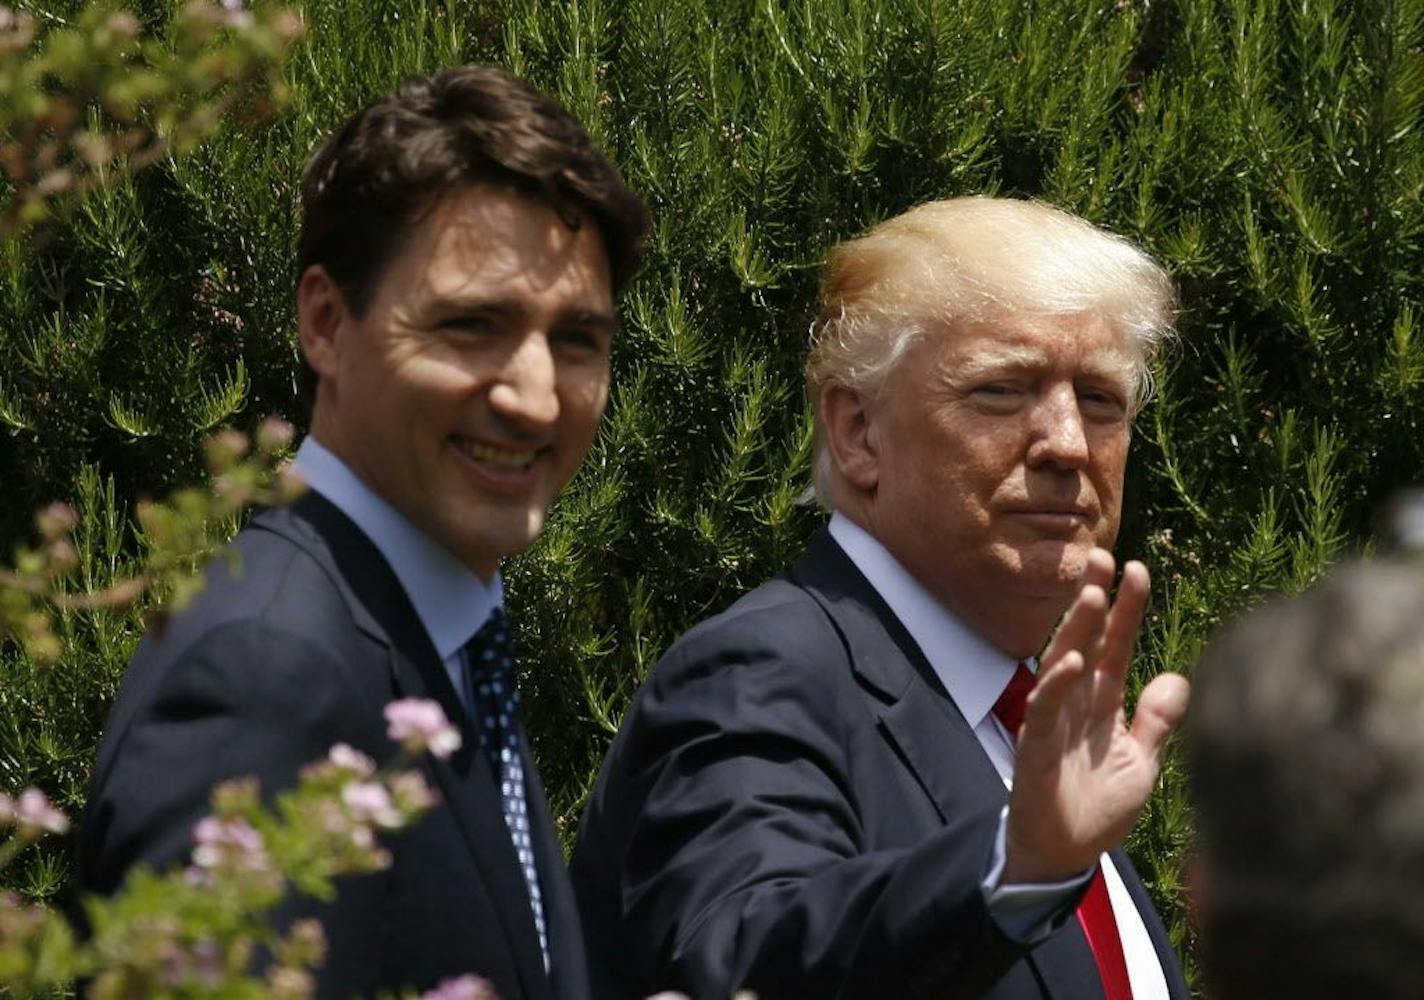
[
  {"xmin": 572, "ymin": 529, "xmax": 1188, "ymax": 1000},
  {"xmin": 75, "ymin": 492, "xmax": 586, "ymax": 1000}
]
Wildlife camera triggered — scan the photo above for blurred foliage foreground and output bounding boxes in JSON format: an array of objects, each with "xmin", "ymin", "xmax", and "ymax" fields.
[{"xmin": 1, "ymin": 0, "xmax": 1422, "ymax": 995}]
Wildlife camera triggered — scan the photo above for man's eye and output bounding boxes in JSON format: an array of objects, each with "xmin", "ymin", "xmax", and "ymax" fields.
[
  {"xmin": 1079, "ymin": 389, "xmax": 1127, "ymax": 416},
  {"xmin": 441, "ymin": 317, "xmax": 495, "ymax": 335},
  {"xmin": 1078, "ymin": 385, "xmax": 1123, "ymax": 404},
  {"xmin": 554, "ymin": 329, "xmax": 606, "ymax": 354}
]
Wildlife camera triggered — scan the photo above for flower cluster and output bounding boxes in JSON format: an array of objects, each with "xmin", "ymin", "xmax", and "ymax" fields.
[
  {"xmin": 386, "ymin": 698, "xmax": 463, "ymax": 758},
  {"xmin": 1, "ymin": 418, "xmax": 304, "ymax": 663},
  {"xmin": 0, "ymin": 0, "xmax": 303, "ymax": 234},
  {"xmin": 0, "ymin": 698, "xmax": 464, "ymax": 998},
  {"xmin": 419, "ymin": 974, "xmax": 498, "ymax": 1000},
  {"xmin": 0, "ymin": 787, "xmax": 69, "ymax": 839},
  {"xmin": 191, "ymin": 815, "xmax": 269, "ymax": 873}
]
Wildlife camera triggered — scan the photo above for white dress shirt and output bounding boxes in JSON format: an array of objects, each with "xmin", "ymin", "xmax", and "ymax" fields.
[
  {"xmin": 829, "ymin": 513, "xmax": 1169, "ymax": 1000},
  {"xmin": 292, "ymin": 436, "xmax": 501, "ymax": 710}
]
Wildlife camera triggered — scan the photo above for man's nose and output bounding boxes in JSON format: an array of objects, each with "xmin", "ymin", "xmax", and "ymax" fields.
[
  {"xmin": 488, "ymin": 333, "xmax": 560, "ymax": 430},
  {"xmin": 1025, "ymin": 385, "xmax": 1089, "ymax": 470}
]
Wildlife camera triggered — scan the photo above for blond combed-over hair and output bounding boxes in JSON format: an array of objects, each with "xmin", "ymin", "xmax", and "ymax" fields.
[{"xmin": 805, "ymin": 196, "xmax": 1179, "ymax": 506}]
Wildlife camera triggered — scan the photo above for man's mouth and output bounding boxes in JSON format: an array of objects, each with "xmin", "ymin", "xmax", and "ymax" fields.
[
  {"xmin": 451, "ymin": 436, "xmax": 541, "ymax": 469},
  {"xmin": 1004, "ymin": 507, "xmax": 1094, "ymax": 532}
]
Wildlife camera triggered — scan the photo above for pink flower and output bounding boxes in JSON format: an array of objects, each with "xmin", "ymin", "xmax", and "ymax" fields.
[
  {"xmin": 419, "ymin": 974, "xmax": 496, "ymax": 1000},
  {"xmin": 217, "ymin": 0, "xmax": 253, "ymax": 28},
  {"xmin": 328, "ymin": 743, "xmax": 376, "ymax": 776},
  {"xmin": 161, "ymin": 938, "xmax": 222, "ymax": 988},
  {"xmin": 191, "ymin": 815, "xmax": 266, "ymax": 870},
  {"xmin": 268, "ymin": 966, "xmax": 315, "ymax": 998},
  {"xmin": 341, "ymin": 781, "xmax": 401, "ymax": 828},
  {"xmin": 384, "ymin": 698, "xmax": 461, "ymax": 759},
  {"xmin": 14, "ymin": 789, "xmax": 68, "ymax": 837},
  {"xmin": 34, "ymin": 502, "xmax": 77, "ymax": 540},
  {"xmin": 256, "ymin": 415, "xmax": 295, "ymax": 452},
  {"xmin": 390, "ymin": 770, "xmax": 438, "ymax": 812}
]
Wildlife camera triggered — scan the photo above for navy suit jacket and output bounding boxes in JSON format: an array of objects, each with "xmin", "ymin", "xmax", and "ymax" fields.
[
  {"xmin": 75, "ymin": 492, "xmax": 586, "ymax": 1000},
  {"xmin": 572, "ymin": 529, "xmax": 1188, "ymax": 999}
]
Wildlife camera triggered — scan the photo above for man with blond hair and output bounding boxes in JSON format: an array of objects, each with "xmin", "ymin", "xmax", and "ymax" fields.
[{"xmin": 573, "ymin": 197, "xmax": 1191, "ymax": 999}]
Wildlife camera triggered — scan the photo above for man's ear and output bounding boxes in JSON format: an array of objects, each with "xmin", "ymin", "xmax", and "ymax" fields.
[
  {"xmin": 819, "ymin": 381, "xmax": 880, "ymax": 493},
  {"xmin": 296, "ymin": 265, "xmax": 348, "ymax": 383}
]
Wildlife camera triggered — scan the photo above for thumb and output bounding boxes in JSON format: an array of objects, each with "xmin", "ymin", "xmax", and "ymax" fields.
[{"xmin": 1129, "ymin": 673, "xmax": 1190, "ymax": 758}]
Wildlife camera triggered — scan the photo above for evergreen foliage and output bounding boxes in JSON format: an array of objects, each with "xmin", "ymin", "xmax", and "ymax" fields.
[{"xmin": 2, "ymin": 0, "xmax": 1422, "ymax": 988}]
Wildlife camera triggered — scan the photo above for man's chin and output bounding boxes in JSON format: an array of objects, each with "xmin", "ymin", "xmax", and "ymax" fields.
[
  {"xmin": 1004, "ymin": 541, "xmax": 1094, "ymax": 596},
  {"xmin": 432, "ymin": 505, "xmax": 549, "ymax": 579}
]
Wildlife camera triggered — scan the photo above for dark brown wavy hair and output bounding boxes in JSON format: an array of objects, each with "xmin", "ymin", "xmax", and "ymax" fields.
[{"xmin": 296, "ymin": 65, "xmax": 649, "ymax": 407}]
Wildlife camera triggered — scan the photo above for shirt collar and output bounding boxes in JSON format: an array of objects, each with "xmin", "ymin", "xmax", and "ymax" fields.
[
  {"xmin": 292, "ymin": 436, "xmax": 501, "ymax": 661},
  {"xmin": 827, "ymin": 511, "xmax": 1022, "ymax": 730}
]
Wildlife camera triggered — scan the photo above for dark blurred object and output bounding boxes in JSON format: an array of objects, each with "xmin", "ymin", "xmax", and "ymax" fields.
[
  {"xmin": 1377, "ymin": 488, "xmax": 1424, "ymax": 553},
  {"xmin": 1189, "ymin": 557, "xmax": 1424, "ymax": 1000}
]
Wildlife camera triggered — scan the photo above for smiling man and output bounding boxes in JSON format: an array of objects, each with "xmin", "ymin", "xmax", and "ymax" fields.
[
  {"xmin": 77, "ymin": 67, "xmax": 646, "ymax": 1000},
  {"xmin": 572, "ymin": 197, "xmax": 1190, "ymax": 999}
]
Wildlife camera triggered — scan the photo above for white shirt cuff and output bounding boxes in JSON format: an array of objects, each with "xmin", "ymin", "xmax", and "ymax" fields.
[{"xmin": 981, "ymin": 805, "xmax": 1092, "ymax": 942}]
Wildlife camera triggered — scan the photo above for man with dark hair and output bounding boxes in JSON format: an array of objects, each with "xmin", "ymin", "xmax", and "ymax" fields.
[
  {"xmin": 1189, "ymin": 556, "xmax": 1424, "ymax": 1000},
  {"xmin": 77, "ymin": 66, "xmax": 647, "ymax": 1000}
]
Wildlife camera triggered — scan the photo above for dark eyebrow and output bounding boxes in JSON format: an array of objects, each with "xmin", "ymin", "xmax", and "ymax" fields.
[
  {"xmin": 558, "ymin": 308, "xmax": 618, "ymax": 332},
  {"xmin": 429, "ymin": 297, "xmax": 617, "ymax": 333}
]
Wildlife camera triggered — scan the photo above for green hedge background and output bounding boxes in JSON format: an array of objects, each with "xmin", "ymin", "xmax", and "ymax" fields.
[{"xmin": 3, "ymin": 0, "xmax": 1422, "ymax": 990}]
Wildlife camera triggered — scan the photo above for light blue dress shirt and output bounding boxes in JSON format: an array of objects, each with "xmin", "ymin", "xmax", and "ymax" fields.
[
  {"xmin": 293, "ymin": 437, "xmax": 557, "ymax": 972},
  {"xmin": 292, "ymin": 436, "xmax": 500, "ymax": 708}
]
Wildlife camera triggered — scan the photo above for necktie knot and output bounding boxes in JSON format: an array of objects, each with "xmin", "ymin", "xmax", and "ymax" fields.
[{"xmin": 991, "ymin": 661, "xmax": 1037, "ymax": 739}]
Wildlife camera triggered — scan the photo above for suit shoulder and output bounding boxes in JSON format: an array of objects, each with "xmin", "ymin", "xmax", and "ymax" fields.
[
  {"xmin": 634, "ymin": 574, "xmax": 862, "ymax": 734},
  {"xmin": 156, "ymin": 515, "xmax": 356, "ymax": 650},
  {"xmin": 663, "ymin": 574, "xmax": 849, "ymax": 675},
  {"xmin": 107, "ymin": 518, "xmax": 378, "ymax": 736}
]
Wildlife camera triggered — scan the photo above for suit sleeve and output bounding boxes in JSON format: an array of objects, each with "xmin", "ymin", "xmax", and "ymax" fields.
[
  {"xmin": 78, "ymin": 619, "xmax": 392, "ymax": 996},
  {"xmin": 593, "ymin": 622, "xmax": 1029, "ymax": 1000}
]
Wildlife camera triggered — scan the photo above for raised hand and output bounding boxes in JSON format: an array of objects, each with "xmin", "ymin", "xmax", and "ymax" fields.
[{"xmin": 1002, "ymin": 548, "xmax": 1190, "ymax": 884}]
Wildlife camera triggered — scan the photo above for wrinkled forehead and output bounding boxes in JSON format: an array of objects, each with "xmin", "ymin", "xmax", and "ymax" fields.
[
  {"xmin": 917, "ymin": 310, "xmax": 1142, "ymax": 395},
  {"xmin": 401, "ymin": 184, "xmax": 614, "ymax": 306}
]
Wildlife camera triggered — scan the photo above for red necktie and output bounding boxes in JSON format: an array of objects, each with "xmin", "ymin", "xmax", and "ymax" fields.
[{"xmin": 992, "ymin": 662, "xmax": 1134, "ymax": 1000}]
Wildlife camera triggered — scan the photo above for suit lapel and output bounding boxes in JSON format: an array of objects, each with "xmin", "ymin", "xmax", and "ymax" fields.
[
  {"xmin": 387, "ymin": 645, "xmax": 552, "ymax": 1000},
  {"xmin": 793, "ymin": 530, "xmax": 1009, "ymax": 824},
  {"xmin": 522, "ymin": 752, "xmax": 588, "ymax": 1000},
  {"xmin": 269, "ymin": 495, "xmax": 552, "ymax": 1000}
]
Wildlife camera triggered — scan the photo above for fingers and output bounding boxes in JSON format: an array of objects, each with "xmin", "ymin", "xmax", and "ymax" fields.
[
  {"xmin": 1039, "ymin": 551, "xmax": 1152, "ymax": 728},
  {"xmin": 1080, "ymin": 547, "xmax": 1115, "ymax": 593},
  {"xmin": 1041, "ymin": 548, "xmax": 1114, "ymax": 669},
  {"xmin": 1023, "ymin": 649, "xmax": 1085, "ymax": 733},
  {"xmin": 1129, "ymin": 672, "xmax": 1190, "ymax": 758},
  {"xmin": 1040, "ymin": 582, "xmax": 1108, "ymax": 670},
  {"xmin": 1097, "ymin": 560, "xmax": 1150, "ymax": 684}
]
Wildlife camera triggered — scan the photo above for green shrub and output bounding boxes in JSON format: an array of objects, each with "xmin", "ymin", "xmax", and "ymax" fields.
[{"xmin": 3, "ymin": 0, "xmax": 1422, "ymax": 991}]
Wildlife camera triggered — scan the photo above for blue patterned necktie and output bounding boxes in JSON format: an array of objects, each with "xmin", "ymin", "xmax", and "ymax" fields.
[{"xmin": 466, "ymin": 607, "xmax": 549, "ymax": 967}]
